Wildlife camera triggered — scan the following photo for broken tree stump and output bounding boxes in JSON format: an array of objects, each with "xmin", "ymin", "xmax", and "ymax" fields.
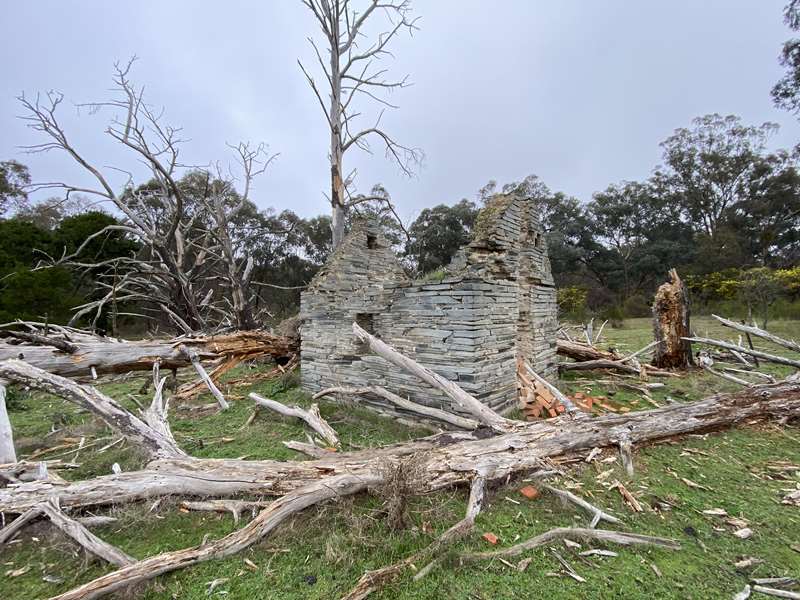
[{"xmin": 651, "ymin": 268, "xmax": 694, "ymax": 369}]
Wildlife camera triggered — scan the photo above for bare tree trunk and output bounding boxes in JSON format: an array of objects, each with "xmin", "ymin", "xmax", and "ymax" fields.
[
  {"xmin": 0, "ymin": 360, "xmax": 185, "ymax": 460},
  {"xmin": 4, "ymin": 378, "xmax": 796, "ymax": 599},
  {"xmin": 0, "ymin": 328, "xmax": 296, "ymax": 380},
  {"xmin": 2, "ymin": 378, "xmax": 798, "ymax": 514},
  {"xmin": 652, "ymin": 268, "xmax": 694, "ymax": 369},
  {"xmin": 0, "ymin": 380, "xmax": 16, "ymax": 464},
  {"xmin": 299, "ymin": 0, "xmax": 420, "ymax": 249}
]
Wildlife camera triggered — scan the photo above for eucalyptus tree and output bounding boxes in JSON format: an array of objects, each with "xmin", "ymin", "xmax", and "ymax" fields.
[
  {"xmin": 18, "ymin": 59, "xmax": 277, "ymax": 332},
  {"xmin": 299, "ymin": 0, "xmax": 421, "ymax": 248}
]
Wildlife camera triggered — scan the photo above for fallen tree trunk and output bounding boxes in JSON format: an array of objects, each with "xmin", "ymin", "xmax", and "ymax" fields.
[
  {"xmin": 0, "ymin": 360, "xmax": 185, "ymax": 460},
  {"xmin": 0, "ymin": 372, "xmax": 796, "ymax": 599},
  {"xmin": 0, "ymin": 327, "xmax": 296, "ymax": 380},
  {"xmin": 49, "ymin": 474, "xmax": 379, "ymax": 600},
  {"xmin": 556, "ymin": 339, "xmax": 674, "ymax": 377},
  {"xmin": 684, "ymin": 337, "xmax": 800, "ymax": 369},
  {"xmin": 556, "ymin": 338, "xmax": 621, "ymax": 362},
  {"xmin": 712, "ymin": 314, "xmax": 800, "ymax": 354},
  {"xmin": 2, "ymin": 378, "xmax": 798, "ymax": 514},
  {"xmin": 16, "ymin": 378, "xmax": 797, "ymax": 599},
  {"xmin": 249, "ymin": 393, "xmax": 341, "ymax": 447}
]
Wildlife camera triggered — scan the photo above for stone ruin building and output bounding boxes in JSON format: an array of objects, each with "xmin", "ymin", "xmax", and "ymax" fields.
[{"xmin": 299, "ymin": 193, "xmax": 558, "ymax": 421}]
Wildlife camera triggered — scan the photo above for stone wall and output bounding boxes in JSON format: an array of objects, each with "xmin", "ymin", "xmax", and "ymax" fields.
[{"xmin": 299, "ymin": 193, "xmax": 558, "ymax": 423}]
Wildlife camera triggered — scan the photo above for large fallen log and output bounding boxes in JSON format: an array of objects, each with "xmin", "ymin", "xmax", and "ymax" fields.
[
  {"xmin": 556, "ymin": 338, "xmax": 621, "ymax": 362},
  {"xmin": 49, "ymin": 474, "xmax": 379, "ymax": 600},
  {"xmin": 2, "ymin": 377, "xmax": 798, "ymax": 514},
  {"xmin": 712, "ymin": 314, "xmax": 800, "ymax": 354},
  {"xmin": 0, "ymin": 360, "xmax": 185, "ymax": 460},
  {"xmin": 0, "ymin": 326, "xmax": 296, "ymax": 380},
  {"xmin": 556, "ymin": 338, "xmax": 674, "ymax": 376},
  {"xmin": 684, "ymin": 337, "xmax": 800, "ymax": 369},
  {"xmin": 9, "ymin": 377, "xmax": 796, "ymax": 599}
]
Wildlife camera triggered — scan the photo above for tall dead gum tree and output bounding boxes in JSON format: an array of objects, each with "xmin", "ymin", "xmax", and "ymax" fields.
[
  {"xmin": 300, "ymin": 0, "xmax": 422, "ymax": 248},
  {"xmin": 18, "ymin": 59, "xmax": 279, "ymax": 333}
]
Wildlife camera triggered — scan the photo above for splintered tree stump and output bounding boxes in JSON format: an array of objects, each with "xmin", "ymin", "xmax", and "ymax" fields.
[{"xmin": 651, "ymin": 269, "xmax": 694, "ymax": 369}]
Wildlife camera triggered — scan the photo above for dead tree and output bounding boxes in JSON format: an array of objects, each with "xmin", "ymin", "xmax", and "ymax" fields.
[
  {"xmin": 299, "ymin": 0, "xmax": 421, "ymax": 248},
  {"xmin": 0, "ymin": 380, "xmax": 15, "ymax": 464},
  {"xmin": 0, "ymin": 323, "xmax": 296, "ymax": 380},
  {"xmin": 0, "ymin": 369, "xmax": 796, "ymax": 598},
  {"xmin": 19, "ymin": 59, "xmax": 278, "ymax": 333},
  {"xmin": 651, "ymin": 268, "xmax": 694, "ymax": 369},
  {"xmin": 0, "ymin": 323, "xmax": 797, "ymax": 598}
]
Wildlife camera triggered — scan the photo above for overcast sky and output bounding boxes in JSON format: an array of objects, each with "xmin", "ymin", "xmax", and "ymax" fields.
[{"xmin": 2, "ymin": 1, "xmax": 798, "ymax": 223}]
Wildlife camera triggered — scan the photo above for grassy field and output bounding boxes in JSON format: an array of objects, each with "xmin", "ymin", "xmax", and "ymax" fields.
[{"xmin": 2, "ymin": 317, "xmax": 799, "ymax": 599}]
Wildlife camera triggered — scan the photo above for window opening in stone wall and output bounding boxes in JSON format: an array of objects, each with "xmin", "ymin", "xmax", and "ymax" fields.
[{"xmin": 366, "ymin": 233, "xmax": 377, "ymax": 249}]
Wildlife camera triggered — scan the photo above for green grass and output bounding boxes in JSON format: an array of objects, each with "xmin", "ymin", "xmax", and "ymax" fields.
[{"xmin": 2, "ymin": 318, "xmax": 800, "ymax": 599}]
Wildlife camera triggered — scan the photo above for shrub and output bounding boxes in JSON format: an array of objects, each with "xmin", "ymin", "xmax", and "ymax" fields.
[
  {"xmin": 557, "ymin": 286, "xmax": 589, "ymax": 322},
  {"xmin": 623, "ymin": 294, "xmax": 651, "ymax": 318}
]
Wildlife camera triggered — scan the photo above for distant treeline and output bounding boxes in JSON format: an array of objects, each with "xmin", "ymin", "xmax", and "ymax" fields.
[{"xmin": 1, "ymin": 113, "xmax": 799, "ymax": 330}]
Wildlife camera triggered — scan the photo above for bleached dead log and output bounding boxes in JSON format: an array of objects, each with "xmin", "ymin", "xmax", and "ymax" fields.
[
  {"xmin": 544, "ymin": 485, "xmax": 621, "ymax": 528},
  {"xmin": 685, "ymin": 337, "xmax": 800, "ymax": 369},
  {"xmin": 39, "ymin": 498, "xmax": 134, "ymax": 567},
  {"xmin": 460, "ymin": 527, "xmax": 679, "ymax": 562},
  {"xmin": 0, "ymin": 380, "xmax": 796, "ymax": 597},
  {"xmin": 0, "ymin": 327, "xmax": 296, "ymax": 380},
  {"xmin": 698, "ymin": 354, "xmax": 751, "ymax": 387},
  {"xmin": 343, "ymin": 475, "xmax": 487, "ymax": 599},
  {"xmin": 181, "ymin": 345, "xmax": 229, "ymax": 410},
  {"xmin": 76, "ymin": 516, "xmax": 118, "ymax": 528},
  {"xmin": 0, "ymin": 359, "xmax": 185, "ymax": 459},
  {"xmin": 249, "ymin": 393, "xmax": 340, "ymax": 448},
  {"xmin": 0, "ymin": 506, "xmax": 41, "ymax": 545},
  {"xmin": 1, "ymin": 500, "xmax": 132, "ymax": 567},
  {"xmin": 314, "ymin": 385, "xmax": 480, "ymax": 430},
  {"xmin": 179, "ymin": 499, "xmax": 270, "ymax": 524},
  {"xmin": 0, "ymin": 330, "xmax": 78, "ymax": 354},
  {"xmin": 352, "ymin": 322, "xmax": 518, "ymax": 433},
  {"xmin": 2, "ymin": 378, "xmax": 799, "ymax": 515},
  {"xmin": 282, "ymin": 440, "xmax": 336, "ymax": 458},
  {"xmin": 48, "ymin": 474, "xmax": 380, "ymax": 600},
  {"xmin": 751, "ymin": 586, "xmax": 800, "ymax": 600},
  {"xmin": 0, "ymin": 380, "xmax": 15, "ymax": 464},
  {"xmin": 713, "ymin": 314, "xmax": 800, "ymax": 354}
]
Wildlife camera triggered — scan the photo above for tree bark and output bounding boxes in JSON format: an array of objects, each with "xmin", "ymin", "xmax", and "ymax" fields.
[
  {"xmin": 0, "ymin": 380, "xmax": 16, "ymax": 464},
  {"xmin": 556, "ymin": 338, "xmax": 622, "ymax": 362},
  {"xmin": 352, "ymin": 322, "xmax": 517, "ymax": 432},
  {"xmin": 2, "ymin": 378, "xmax": 798, "ymax": 514},
  {"xmin": 0, "ymin": 329, "xmax": 296, "ymax": 380},
  {"xmin": 712, "ymin": 314, "xmax": 800, "ymax": 354},
  {"xmin": 0, "ymin": 360, "xmax": 185, "ymax": 460},
  {"xmin": 49, "ymin": 474, "xmax": 379, "ymax": 600},
  {"xmin": 249, "ymin": 393, "xmax": 340, "ymax": 447},
  {"xmin": 652, "ymin": 268, "xmax": 694, "ymax": 369}
]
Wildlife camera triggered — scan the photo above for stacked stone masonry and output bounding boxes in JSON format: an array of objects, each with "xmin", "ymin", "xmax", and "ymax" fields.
[{"xmin": 300, "ymin": 193, "xmax": 558, "ymax": 422}]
